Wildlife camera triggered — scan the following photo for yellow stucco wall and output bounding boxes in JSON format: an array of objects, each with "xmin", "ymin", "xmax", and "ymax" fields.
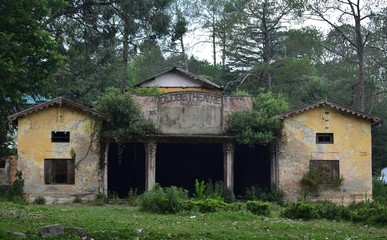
[
  {"xmin": 278, "ymin": 107, "xmax": 372, "ymax": 204},
  {"xmin": 17, "ymin": 106, "xmax": 102, "ymax": 203},
  {"xmin": 158, "ymin": 87, "xmax": 222, "ymax": 95}
]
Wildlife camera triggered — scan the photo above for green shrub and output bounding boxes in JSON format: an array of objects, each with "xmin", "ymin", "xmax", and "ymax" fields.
[
  {"xmin": 342, "ymin": 201, "xmax": 387, "ymax": 225},
  {"xmin": 204, "ymin": 179, "xmax": 224, "ymax": 199},
  {"xmin": 373, "ymin": 177, "xmax": 387, "ymax": 204},
  {"xmin": 222, "ymin": 188, "xmax": 236, "ymax": 203},
  {"xmin": 109, "ymin": 192, "xmax": 121, "ymax": 205},
  {"xmin": 34, "ymin": 196, "xmax": 46, "ymax": 205},
  {"xmin": 183, "ymin": 199, "xmax": 229, "ymax": 213},
  {"xmin": 281, "ymin": 202, "xmax": 319, "ymax": 220},
  {"xmin": 73, "ymin": 195, "xmax": 82, "ymax": 203},
  {"xmin": 131, "ymin": 87, "xmax": 161, "ymax": 95},
  {"xmin": 300, "ymin": 170, "xmax": 344, "ymax": 197},
  {"xmin": 315, "ymin": 201, "xmax": 350, "ymax": 221},
  {"xmin": 0, "ymin": 171, "xmax": 27, "ymax": 204},
  {"xmin": 245, "ymin": 185, "xmax": 284, "ymax": 205},
  {"xmin": 94, "ymin": 193, "xmax": 108, "ymax": 206},
  {"xmin": 246, "ymin": 201, "xmax": 271, "ymax": 216},
  {"xmin": 139, "ymin": 185, "xmax": 188, "ymax": 214}
]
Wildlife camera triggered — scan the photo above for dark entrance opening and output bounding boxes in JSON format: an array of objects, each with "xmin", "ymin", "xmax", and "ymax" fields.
[
  {"xmin": 156, "ymin": 143, "xmax": 223, "ymax": 193},
  {"xmin": 234, "ymin": 144, "xmax": 271, "ymax": 197},
  {"xmin": 108, "ymin": 142, "xmax": 145, "ymax": 197}
]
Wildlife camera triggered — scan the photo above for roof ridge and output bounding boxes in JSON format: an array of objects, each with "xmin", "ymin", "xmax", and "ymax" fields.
[
  {"xmin": 8, "ymin": 97, "xmax": 109, "ymax": 124},
  {"xmin": 280, "ymin": 99, "xmax": 382, "ymax": 126}
]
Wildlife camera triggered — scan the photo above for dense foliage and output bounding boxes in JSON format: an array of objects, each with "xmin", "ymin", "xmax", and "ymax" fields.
[
  {"xmin": 1, "ymin": 0, "xmax": 387, "ymax": 173},
  {"xmin": 226, "ymin": 91, "xmax": 288, "ymax": 146},
  {"xmin": 95, "ymin": 88, "xmax": 156, "ymax": 144}
]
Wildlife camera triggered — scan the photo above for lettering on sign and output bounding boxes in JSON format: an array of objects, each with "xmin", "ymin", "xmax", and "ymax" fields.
[{"xmin": 159, "ymin": 92, "xmax": 222, "ymax": 106}]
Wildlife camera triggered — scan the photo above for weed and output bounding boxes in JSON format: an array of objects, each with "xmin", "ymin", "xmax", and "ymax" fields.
[
  {"xmin": 194, "ymin": 179, "xmax": 206, "ymax": 199},
  {"xmin": 127, "ymin": 188, "xmax": 138, "ymax": 206},
  {"xmin": 73, "ymin": 195, "xmax": 82, "ymax": 203},
  {"xmin": 34, "ymin": 196, "xmax": 46, "ymax": 205}
]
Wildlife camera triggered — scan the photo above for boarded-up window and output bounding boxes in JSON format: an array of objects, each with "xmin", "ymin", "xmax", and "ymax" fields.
[
  {"xmin": 310, "ymin": 160, "xmax": 339, "ymax": 183},
  {"xmin": 51, "ymin": 131, "xmax": 70, "ymax": 143},
  {"xmin": 316, "ymin": 133, "xmax": 334, "ymax": 144},
  {"xmin": 44, "ymin": 159, "xmax": 75, "ymax": 184}
]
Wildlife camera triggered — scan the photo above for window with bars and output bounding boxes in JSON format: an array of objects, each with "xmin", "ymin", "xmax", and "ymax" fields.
[
  {"xmin": 310, "ymin": 160, "xmax": 339, "ymax": 183},
  {"xmin": 51, "ymin": 131, "xmax": 70, "ymax": 143},
  {"xmin": 316, "ymin": 133, "xmax": 334, "ymax": 144},
  {"xmin": 44, "ymin": 159, "xmax": 74, "ymax": 184}
]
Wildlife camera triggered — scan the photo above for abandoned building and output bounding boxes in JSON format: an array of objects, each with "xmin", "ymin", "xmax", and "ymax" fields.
[{"xmin": 7, "ymin": 67, "xmax": 381, "ymax": 204}]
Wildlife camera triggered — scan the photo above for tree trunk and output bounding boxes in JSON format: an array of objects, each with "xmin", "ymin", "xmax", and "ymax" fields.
[
  {"xmin": 262, "ymin": 0, "xmax": 272, "ymax": 91},
  {"xmin": 121, "ymin": 27, "xmax": 129, "ymax": 93},
  {"xmin": 212, "ymin": 13, "xmax": 217, "ymax": 66},
  {"xmin": 180, "ymin": 36, "xmax": 188, "ymax": 70},
  {"xmin": 355, "ymin": 12, "xmax": 365, "ymax": 111}
]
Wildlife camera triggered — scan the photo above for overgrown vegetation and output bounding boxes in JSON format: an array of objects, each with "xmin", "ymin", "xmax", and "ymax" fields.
[
  {"xmin": 300, "ymin": 170, "xmax": 344, "ymax": 197},
  {"xmin": 226, "ymin": 91, "xmax": 288, "ymax": 146},
  {"xmin": 373, "ymin": 177, "xmax": 387, "ymax": 204},
  {"xmin": 139, "ymin": 185, "xmax": 188, "ymax": 214},
  {"xmin": 96, "ymin": 87, "xmax": 156, "ymax": 143},
  {"xmin": 2, "ymin": 202, "xmax": 387, "ymax": 239},
  {"xmin": 0, "ymin": 171, "xmax": 26, "ymax": 204},
  {"xmin": 245, "ymin": 185, "xmax": 285, "ymax": 205},
  {"xmin": 95, "ymin": 87, "xmax": 156, "ymax": 164}
]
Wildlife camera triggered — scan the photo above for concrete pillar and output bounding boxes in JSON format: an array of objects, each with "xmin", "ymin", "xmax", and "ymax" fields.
[
  {"xmin": 145, "ymin": 141, "xmax": 157, "ymax": 191},
  {"xmin": 103, "ymin": 143, "xmax": 109, "ymax": 195},
  {"xmin": 223, "ymin": 142, "xmax": 235, "ymax": 192}
]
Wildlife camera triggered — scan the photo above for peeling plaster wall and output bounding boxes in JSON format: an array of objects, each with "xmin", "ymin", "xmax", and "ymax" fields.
[
  {"xmin": 134, "ymin": 93, "xmax": 252, "ymax": 135},
  {"xmin": 278, "ymin": 107, "xmax": 372, "ymax": 204},
  {"xmin": 17, "ymin": 106, "xmax": 102, "ymax": 203},
  {"xmin": 0, "ymin": 155, "xmax": 17, "ymax": 185}
]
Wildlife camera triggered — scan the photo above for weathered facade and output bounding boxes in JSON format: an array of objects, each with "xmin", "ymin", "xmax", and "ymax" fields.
[
  {"xmin": 276, "ymin": 100, "xmax": 381, "ymax": 204},
  {"xmin": 8, "ymin": 98, "xmax": 108, "ymax": 203},
  {"xmin": 8, "ymin": 69, "xmax": 381, "ymax": 204},
  {"xmin": 0, "ymin": 155, "xmax": 17, "ymax": 185}
]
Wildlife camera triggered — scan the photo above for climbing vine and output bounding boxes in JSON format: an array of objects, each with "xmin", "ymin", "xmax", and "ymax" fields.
[{"xmin": 74, "ymin": 121, "xmax": 102, "ymax": 169}]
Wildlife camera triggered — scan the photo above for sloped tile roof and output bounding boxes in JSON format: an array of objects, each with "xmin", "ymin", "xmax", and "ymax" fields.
[
  {"xmin": 134, "ymin": 67, "xmax": 223, "ymax": 89},
  {"xmin": 280, "ymin": 99, "xmax": 382, "ymax": 126},
  {"xmin": 8, "ymin": 97, "xmax": 109, "ymax": 124}
]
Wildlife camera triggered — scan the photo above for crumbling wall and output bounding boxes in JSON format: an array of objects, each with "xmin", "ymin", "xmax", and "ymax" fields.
[
  {"xmin": 277, "ymin": 107, "xmax": 372, "ymax": 204},
  {"xmin": 135, "ymin": 93, "xmax": 252, "ymax": 135},
  {"xmin": 17, "ymin": 106, "xmax": 102, "ymax": 203},
  {"xmin": 0, "ymin": 155, "xmax": 17, "ymax": 185}
]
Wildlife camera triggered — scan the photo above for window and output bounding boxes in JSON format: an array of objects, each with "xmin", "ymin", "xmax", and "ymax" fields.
[
  {"xmin": 310, "ymin": 160, "xmax": 339, "ymax": 183},
  {"xmin": 316, "ymin": 133, "xmax": 333, "ymax": 144},
  {"xmin": 44, "ymin": 159, "xmax": 74, "ymax": 184},
  {"xmin": 51, "ymin": 131, "xmax": 70, "ymax": 143}
]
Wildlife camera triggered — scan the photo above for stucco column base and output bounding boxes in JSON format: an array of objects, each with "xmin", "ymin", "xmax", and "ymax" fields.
[
  {"xmin": 223, "ymin": 142, "xmax": 235, "ymax": 193},
  {"xmin": 145, "ymin": 141, "xmax": 157, "ymax": 191}
]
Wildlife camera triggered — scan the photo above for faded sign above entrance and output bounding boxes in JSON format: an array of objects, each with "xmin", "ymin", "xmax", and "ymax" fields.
[
  {"xmin": 159, "ymin": 92, "xmax": 222, "ymax": 106},
  {"xmin": 134, "ymin": 92, "xmax": 252, "ymax": 135}
]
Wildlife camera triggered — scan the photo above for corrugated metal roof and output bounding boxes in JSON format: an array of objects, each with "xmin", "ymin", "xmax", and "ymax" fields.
[
  {"xmin": 280, "ymin": 99, "xmax": 382, "ymax": 126},
  {"xmin": 134, "ymin": 67, "xmax": 223, "ymax": 89},
  {"xmin": 8, "ymin": 97, "xmax": 109, "ymax": 124}
]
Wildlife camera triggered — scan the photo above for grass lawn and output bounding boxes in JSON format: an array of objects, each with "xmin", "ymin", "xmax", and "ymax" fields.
[{"xmin": 1, "ymin": 202, "xmax": 386, "ymax": 239}]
